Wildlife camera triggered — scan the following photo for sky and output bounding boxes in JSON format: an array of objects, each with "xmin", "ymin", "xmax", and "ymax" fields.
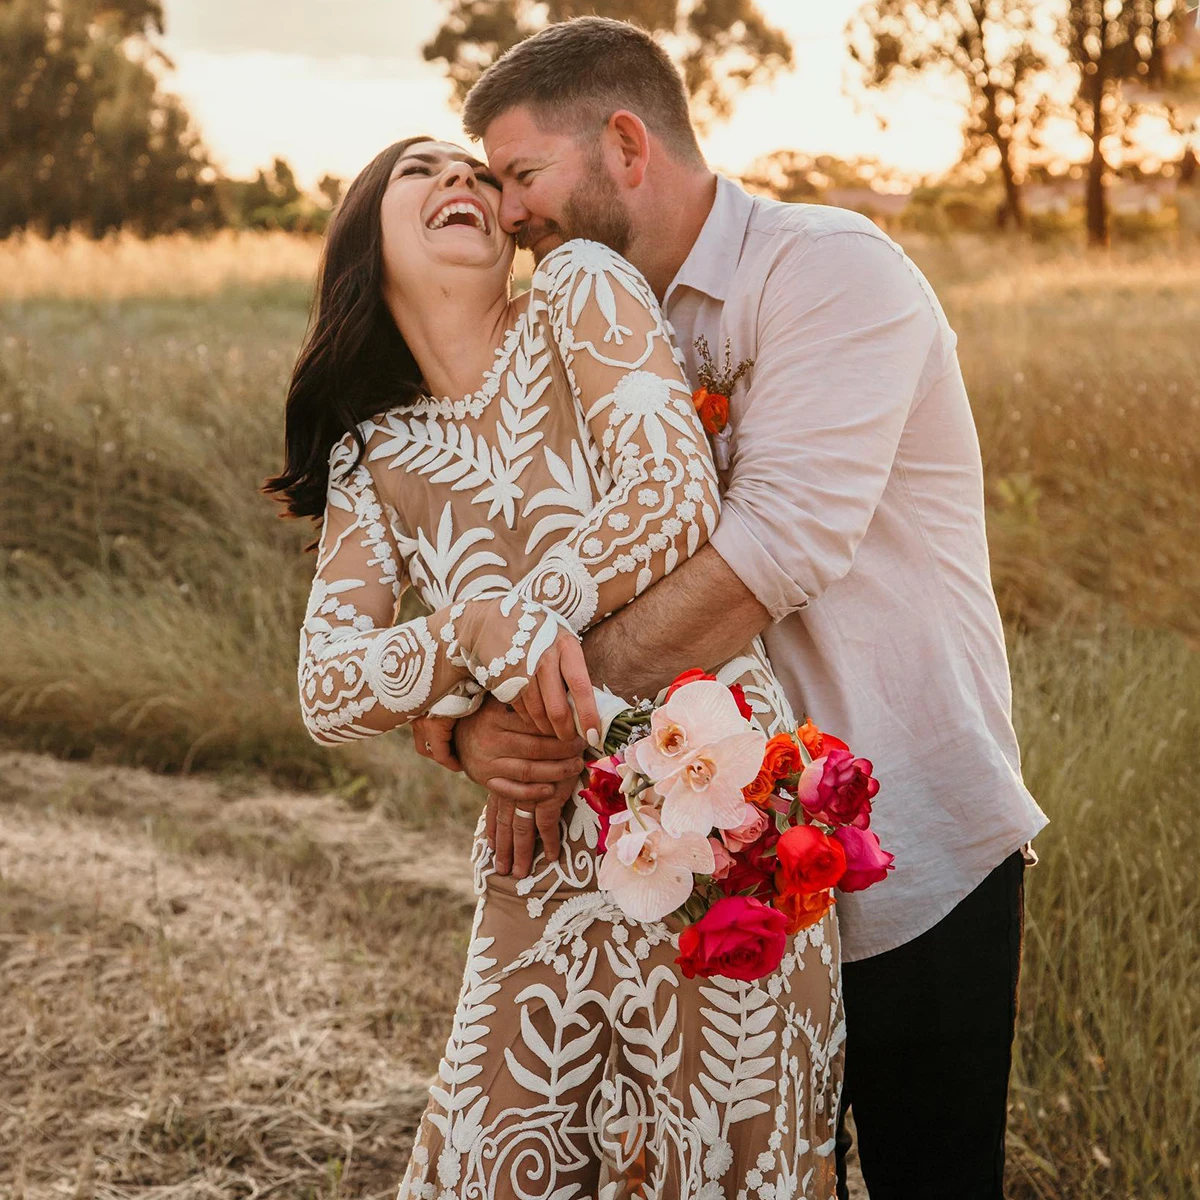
[{"xmin": 157, "ymin": 0, "xmax": 970, "ymax": 189}]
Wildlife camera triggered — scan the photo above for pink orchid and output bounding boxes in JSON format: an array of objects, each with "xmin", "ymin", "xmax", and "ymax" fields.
[
  {"xmin": 626, "ymin": 680, "xmax": 766, "ymax": 837},
  {"xmin": 598, "ymin": 808, "xmax": 715, "ymax": 922}
]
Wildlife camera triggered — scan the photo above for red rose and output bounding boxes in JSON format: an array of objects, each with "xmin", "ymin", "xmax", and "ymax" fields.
[
  {"xmin": 716, "ymin": 826, "xmax": 780, "ymax": 901},
  {"xmin": 775, "ymin": 824, "xmax": 848, "ymax": 896},
  {"xmin": 796, "ymin": 749, "xmax": 880, "ymax": 829},
  {"xmin": 665, "ymin": 668, "xmax": 717, "ymax": 701},
  {"xmin": 580, "ymin": 759, "xmax": 626, "ymax": 852},
  {"xmin": 728, "ymin": 683, "xmax": 754, "ymax": 722},
  {"xmin": 676, "ymin": 896, "xmax": 789, "ymax": 982}
]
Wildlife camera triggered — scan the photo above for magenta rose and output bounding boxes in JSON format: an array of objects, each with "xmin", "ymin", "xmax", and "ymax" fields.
[
  {"xmin": 581, "ymin": 757, "xmax": 626, "ymax": 852},
  {"xmin": 833, "ymin": 826, "xmax": 895, "ymax": 892},
  {"xmin": 797, "ymin": 749, "xmax": 880, "ymax": 829},
  {"xmin": 676, "ymin": 895, "xmax": 789, "ymax": 982}
]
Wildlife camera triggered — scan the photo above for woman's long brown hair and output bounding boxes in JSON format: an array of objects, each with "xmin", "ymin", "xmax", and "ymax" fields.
[{"xmin": 263, "ymin": 136, "xmax": 432, "ymax": 525}]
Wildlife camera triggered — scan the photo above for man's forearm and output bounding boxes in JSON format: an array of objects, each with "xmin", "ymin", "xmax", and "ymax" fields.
[{"xmin": 582, "ymin": 544, "xmax": 771, "ymax": 699}]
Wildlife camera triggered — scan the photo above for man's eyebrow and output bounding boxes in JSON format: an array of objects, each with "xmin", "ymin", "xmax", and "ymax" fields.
[{"xmin": 496, "ymin": 156, "xmax": 537, "ymax": 178}]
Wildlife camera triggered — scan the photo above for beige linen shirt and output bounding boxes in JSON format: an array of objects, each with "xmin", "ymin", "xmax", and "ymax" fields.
[{"xmin": 664, "ymin": 176, "xmax": 1047, "ymax": 962}]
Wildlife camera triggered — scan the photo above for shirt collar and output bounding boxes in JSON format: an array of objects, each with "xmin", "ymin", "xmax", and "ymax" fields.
[{"xmin": 665, "ymin": 173, "xmax": 754, "ymax": 307}]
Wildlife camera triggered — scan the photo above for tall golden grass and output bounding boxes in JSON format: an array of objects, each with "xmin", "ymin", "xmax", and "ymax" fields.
[{"xmin": 1, "ymin": 232, "xmax": 1197, "ymax": 1197}]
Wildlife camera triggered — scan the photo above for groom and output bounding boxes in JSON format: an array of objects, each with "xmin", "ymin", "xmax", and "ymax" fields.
[{"xmin": 414, "ymin": 16, "xmax": 1047, "ymax": 1199}]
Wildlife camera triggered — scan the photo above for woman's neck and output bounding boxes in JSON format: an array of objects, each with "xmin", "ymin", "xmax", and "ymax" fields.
[{"xmin": 387, "ymin": 274, "xmax": 522, "ymax": 401}]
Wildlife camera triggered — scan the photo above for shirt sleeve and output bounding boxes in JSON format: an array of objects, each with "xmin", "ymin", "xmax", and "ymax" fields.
[
  {"xmin": 517, "ymin": 239, "xmax": 720, "ymax": 632},
  {"xmin": 709, "ymin": 228, "xmax": 942, "ymax": 620}
]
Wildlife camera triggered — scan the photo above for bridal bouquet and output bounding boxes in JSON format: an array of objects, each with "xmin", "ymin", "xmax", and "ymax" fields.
[{"xmin": 582, "ymin": 670, "xmax": 894, "ymax": 983}]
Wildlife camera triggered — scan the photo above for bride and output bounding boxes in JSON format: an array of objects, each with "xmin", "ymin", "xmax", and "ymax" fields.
[{"xmin": 267, "ymin": 137, "xmax": 844, "ymax": 1200}]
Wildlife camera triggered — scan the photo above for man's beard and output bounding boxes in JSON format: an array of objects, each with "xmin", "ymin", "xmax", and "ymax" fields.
[{"xmin": 517, "ymin": 162, "xmax": 633, "ymax": 261}]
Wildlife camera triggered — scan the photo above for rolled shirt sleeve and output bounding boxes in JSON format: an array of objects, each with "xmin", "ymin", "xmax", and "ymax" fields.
[{"xmin": 710, "ymin": 229, "xmax": 943, "ymax": 621}]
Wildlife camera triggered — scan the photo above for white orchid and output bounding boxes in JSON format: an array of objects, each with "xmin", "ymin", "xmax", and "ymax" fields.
[
  {"xmin": 626, "ymin": 679, "xmax": 766, "ymax": 836},
  {"xmin": 597, "ymin": 808, "xmax": 715, "ymax": 922}
]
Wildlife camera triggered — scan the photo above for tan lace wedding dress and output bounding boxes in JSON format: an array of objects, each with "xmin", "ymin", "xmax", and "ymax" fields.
[{"xmin": 298, "ymin": 240, "xmax": 844, "ymax": 1200}]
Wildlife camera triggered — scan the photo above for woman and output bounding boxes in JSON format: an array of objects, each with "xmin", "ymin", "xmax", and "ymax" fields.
[{"xmin": 267, "ymin": 137, "xmax": 843, "ymax": 1200}]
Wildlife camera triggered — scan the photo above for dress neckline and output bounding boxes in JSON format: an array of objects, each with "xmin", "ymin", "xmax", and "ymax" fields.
[{"xmin": 411, "ymin": 302, "xmax": 531, "ymax": 422}]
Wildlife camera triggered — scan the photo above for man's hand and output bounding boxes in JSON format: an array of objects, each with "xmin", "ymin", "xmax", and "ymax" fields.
[{"xmin": 456, "ymin": 696, "xmax": 585, "ymax": 877}]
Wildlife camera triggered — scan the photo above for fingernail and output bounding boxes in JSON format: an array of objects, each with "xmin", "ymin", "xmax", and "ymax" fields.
[{"xmin": 586, "ymin": 729, "xmax": 601, "ymax": 748}]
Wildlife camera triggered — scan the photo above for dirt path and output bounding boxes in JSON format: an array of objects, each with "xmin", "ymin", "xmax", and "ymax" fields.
[{"xmin": 0, "ymin": 751, "xmax": 865, "ymax": 1198}]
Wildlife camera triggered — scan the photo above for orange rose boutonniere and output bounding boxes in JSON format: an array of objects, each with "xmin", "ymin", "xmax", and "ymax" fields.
[{"xmin": 692, "ymin": 336, "xmax": 753, "ymax": 469}]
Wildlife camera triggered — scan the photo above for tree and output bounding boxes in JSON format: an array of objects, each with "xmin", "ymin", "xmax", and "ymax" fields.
[
  {"xmin": 845, "ymin": 0, "xmax": 1057, "ymax": 230},
  {"xmin": 424, "ymin": 0, "xmax": 793, "ymax": 128},
  {"xmin": 740, "ymin": 149, "xmax": 902, "ymax": 203},
  {"xmin": 1064, "ymin": 0, "xmax": 1190, "ymax": 246},
  {"xmin": 0, "ymin": 0, "xmax": 219, "ymax": 237}
]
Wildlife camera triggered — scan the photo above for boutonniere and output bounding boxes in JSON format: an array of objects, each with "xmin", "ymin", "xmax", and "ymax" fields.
[{"xmin": 692, "ymin": 336, "xmax": 753, "ymax": 471}]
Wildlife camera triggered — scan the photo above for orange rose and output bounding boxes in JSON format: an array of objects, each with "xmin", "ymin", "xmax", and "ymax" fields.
[
  {"xmin": 693, "ymin": 388, "xmax": 730, "ymax": 436},
  {"xmin": 742, "ymin": 768, "xmax": 775, "ymax": 808},
  {"xmin": 797, "ymin": 718, "xmax": 849, "ymax": 760},
  {"xmin": 773, "ymin": 887, "xmax": 836, "ymax": 935},
  {"xmin": 762, "ymin": 733, "xmax": 802, "ymax": 781}
]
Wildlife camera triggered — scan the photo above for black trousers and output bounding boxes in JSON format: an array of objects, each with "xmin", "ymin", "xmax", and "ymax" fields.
[{"xmin": 835, "ymin": 851, "xmax": 1026, "ymax": 1200}]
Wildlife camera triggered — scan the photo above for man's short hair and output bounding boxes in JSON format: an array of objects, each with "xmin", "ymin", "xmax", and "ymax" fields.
[{"xmin": 463, "ymin": 16, "xmax": 704, "ymax": 166}]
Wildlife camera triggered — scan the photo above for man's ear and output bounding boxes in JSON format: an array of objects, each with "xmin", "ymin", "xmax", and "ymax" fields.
[{"xmin": 605, "ymin": 110, "xmax": 649, "ymax": 187}]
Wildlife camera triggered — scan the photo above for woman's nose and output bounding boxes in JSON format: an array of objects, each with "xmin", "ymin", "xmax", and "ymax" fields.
[{"xmin": 441, "ymin": 163, "xmax": 476, "ymax": 190}]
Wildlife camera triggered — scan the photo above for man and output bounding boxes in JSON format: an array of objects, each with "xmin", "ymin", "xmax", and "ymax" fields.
[{"xmin": 414, "ymin": 16, "xmax": 1047, "ymax": 1199}]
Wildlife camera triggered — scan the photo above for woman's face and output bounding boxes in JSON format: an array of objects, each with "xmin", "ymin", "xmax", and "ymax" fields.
[{"xmin": 380, "ymin": 142, "xmax": 513, "ymax": 296}]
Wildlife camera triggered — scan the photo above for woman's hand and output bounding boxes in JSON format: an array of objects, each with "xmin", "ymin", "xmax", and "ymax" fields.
[
  {"xmin": 411, "ymin": 715, "xmax": 462, "ymax": 772},
  {"xmin": 511, "ymin": 628, "xmax": 602, "ymax": 744}
]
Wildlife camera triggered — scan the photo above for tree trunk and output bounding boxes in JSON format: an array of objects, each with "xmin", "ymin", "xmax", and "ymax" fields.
[
  {"xmin": 1085, "ymin": 80, "xmax": 1109, "ymax": 248},
  {"xmin": 997, "ymin": 144, "xmax": 1027, "ymax": 231}
]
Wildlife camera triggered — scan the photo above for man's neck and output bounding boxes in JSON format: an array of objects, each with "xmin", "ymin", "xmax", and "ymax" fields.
[{"xmin": 630, "ymin": 169, "xmax": 719, "ymax": 301}]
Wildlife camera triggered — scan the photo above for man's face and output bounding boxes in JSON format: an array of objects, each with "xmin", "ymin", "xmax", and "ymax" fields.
[{"xmin": 483, "ymin": 105, "xmax": 633, "ymax": 261}]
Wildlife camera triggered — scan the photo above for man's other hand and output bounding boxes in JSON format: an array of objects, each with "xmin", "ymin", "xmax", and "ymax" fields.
[{"xmin": 456, "ymin": 696, "xmax": 585, "ymax": 877}]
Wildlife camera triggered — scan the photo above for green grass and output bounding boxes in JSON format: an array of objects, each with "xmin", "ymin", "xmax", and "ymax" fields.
[{"xmin": 1, "ymin": 235, "xmax": 1198, "ymax": 1196}]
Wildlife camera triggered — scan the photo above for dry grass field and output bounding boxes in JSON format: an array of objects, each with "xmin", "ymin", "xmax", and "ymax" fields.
[{"xmin": 1, "ymin": 230, "xmax": 1197, "ymax": 1199}]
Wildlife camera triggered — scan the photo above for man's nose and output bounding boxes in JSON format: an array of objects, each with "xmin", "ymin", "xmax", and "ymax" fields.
[{"xmin": 498, "ymin": 187, "xmax": 529, "ymax": 235}]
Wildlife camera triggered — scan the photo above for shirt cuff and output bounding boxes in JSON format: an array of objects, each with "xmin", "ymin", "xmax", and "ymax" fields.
[{"xmin": 710, "ymin": 503, "xmax": 810, "ymax": 623}]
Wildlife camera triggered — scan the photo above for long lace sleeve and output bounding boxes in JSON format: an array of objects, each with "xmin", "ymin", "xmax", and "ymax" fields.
[
  {"xmin": 512, "ymin": 239, "xmax": 720, "ymax": 631},
  {"xmin": 298, "ymin": 438, "xmax": 566, "ymax": 744}
]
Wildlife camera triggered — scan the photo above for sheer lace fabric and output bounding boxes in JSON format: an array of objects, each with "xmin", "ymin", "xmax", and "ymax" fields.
[{"xmin": 296, "ymin": 241, "xmax": 843, "ymax": 1199}]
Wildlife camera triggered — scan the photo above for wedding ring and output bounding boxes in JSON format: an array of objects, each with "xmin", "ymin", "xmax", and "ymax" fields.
[{"xmin": 514, "ymin": 808, "xmax": 535, "ymax": 820}]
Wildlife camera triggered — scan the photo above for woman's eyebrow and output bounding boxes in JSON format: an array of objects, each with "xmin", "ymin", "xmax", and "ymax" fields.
[{"xmin": 402, "ymin": 150, "xmax": 489, "ymax": 172}]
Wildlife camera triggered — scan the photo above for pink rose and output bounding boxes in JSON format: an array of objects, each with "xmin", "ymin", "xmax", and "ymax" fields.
[
  {"xmin": 708, "ymin": 837, "xmax": 735, "ymax": 881},
  {"xmin": 720, "ymin": 805, "xmax": 769, "ymax": 853},
  {"xmin": 833, "ymin": 826, "xmax": 895, "ymax": 893},
  {"xmin": 797, "ymin": 749, "xmax": 880, "ymax": 829},
  {"xmin": 581, "ymin": 756, "xmax": 626, "ymax": 852},
  {"xmin": 676, "ymin": 896, "xmax": 789, "ymax": 982}
]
